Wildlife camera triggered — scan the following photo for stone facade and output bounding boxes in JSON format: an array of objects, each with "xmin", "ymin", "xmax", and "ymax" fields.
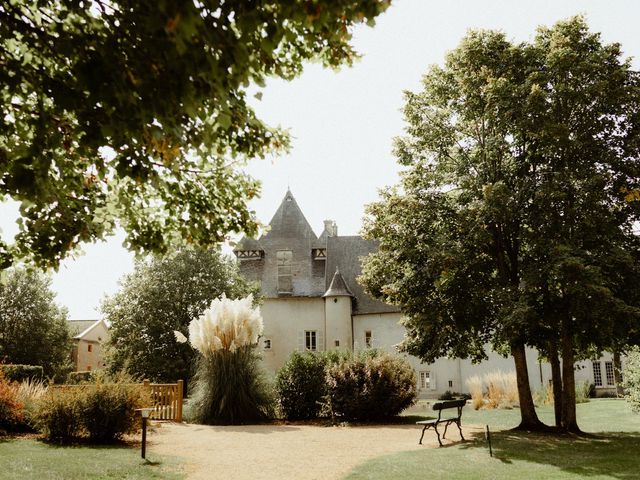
[
  {"xmin": 235, "ymin": 190, "xmax": 620, "ymax": 398},
  {"xmin": 68, "ymin": 319, "xmax": 110, "ymax": 372}
]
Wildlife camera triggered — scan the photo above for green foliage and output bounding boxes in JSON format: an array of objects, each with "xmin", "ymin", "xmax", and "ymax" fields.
[
  {"xmin": 80, "ymin": 379, "xmax": 147, "ymax": 442},
  {"xmin": 66, "ymin": 371, "xmax": 94, "ymax": 384},
  {"xmin": 0, "ymin": 269, "xmax": 71, "ymax": 379},
  {"xmin": 103, "ymin": 247, "xmax": 257, "ymax": 384},
  {"xmin": 438, "ymin": 391, "xmax": 470, "ymax": 401},
  {"xmin": 0, "ymin": 364, "xmax": 44, "ymax": 383},
  {"xmin": 33, "ymin": 372, "xmax": 148, "ymax": 443},
  {"xmin": 33, "ymin": 388, "xmax": 83, "ymax": 442},
  {"xmin": 623, "ymin": 347, "xmax": 640, "ymax": 412},
  {"xmin": 275, "ymin": 351, "xmax": 345, "ymax": 420},
  {"xmin": 0, "ymin": 0, "xmax": 390, "ymax": 269},
  {"xmin": 188, "ymin": 346, "xmax": 273, "ymax": 425},
  {"xmin": 359, "ymin": 16, "xmax": 640, "ymax": 429},
  {"xmin": 325, "ymin": 350, "xmax": 417, "ymax": 421}
]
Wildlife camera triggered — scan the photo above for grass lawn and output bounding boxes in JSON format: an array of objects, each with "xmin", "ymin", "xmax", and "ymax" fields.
[
  {"xmin": 0, "ymin": 438, "xmax": 183, "ymax": 480},
  {"xmin": 345, "ymin": 399, "xmax": 640, "ymax": 480}
]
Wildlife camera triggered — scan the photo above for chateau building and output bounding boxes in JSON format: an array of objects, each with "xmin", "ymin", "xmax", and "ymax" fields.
[{"xmin": 234, "ymin": 190, "xmax": 619, "ymax": 397}]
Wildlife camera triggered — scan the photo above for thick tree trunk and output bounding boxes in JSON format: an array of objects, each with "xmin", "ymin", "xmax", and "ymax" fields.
[
  {"xmin": 549, "ymin": 343, "xmax": 563, "ymax": 428},
  {"xmin": 560, "ymin": 326, "xmax": 581, "ymax": 433},
  {"xmin": 512, "ymin": 342, "xmax": 548, "ymax": 431},
  {"xmin": 613, "ymin": 351, "xmax": 624, "ymax": 397}
]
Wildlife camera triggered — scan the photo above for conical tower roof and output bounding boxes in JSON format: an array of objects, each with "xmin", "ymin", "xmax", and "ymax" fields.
[
  {"xmin": 323, "ymin": 267, "xmax": 353, "ymax": 297},
  {"xmin": 262, "ymin": 189, "xmax": 317, "ymax": 240}
]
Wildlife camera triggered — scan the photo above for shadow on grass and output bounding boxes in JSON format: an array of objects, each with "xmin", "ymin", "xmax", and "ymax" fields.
[{"xmin": 459, "ymin": 430, "xmax": 640, "ymax": 479}]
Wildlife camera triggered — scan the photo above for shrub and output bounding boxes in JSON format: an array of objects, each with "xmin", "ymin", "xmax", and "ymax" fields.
[
  {"xmin": 437, "ymin": 391, "xmax": 470, "ymax": 401},
  {"xmin": 0, "ymin": 365, "xmax": 44, "ymax": 383},
  {"xmin": 0, "ymin": 371, "xmax": 24, "ymax": 432},
  {"xmin": 66, "ymin": 371, "xmax": 94, "ymax": 384},
  {"xmin": 275, "ymin": 351, "xmax": 346, "ymax": 420},
  {"xmin": 33, "ymin": 387, "xmax": 84, "ymax": 442},
  {"xmin": 34, "ymin": 372, "xmax": 149, "ymax": 443},
  {"xmin": 81, "ymin": 379, "xmax": 147, "ymax": 442},
  {"xmin": 325, "ymin": 350, "xmax": 417, "ymax": 421},
  {"xmin": 623, "ymin": 346, "xmax": 640, "ymax": 412},
  {"xmin": 186, "ymin": 295, "xmax": 274, "ymax": 425}
]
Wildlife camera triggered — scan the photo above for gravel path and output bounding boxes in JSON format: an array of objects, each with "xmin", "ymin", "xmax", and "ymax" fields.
[{"xmin": 149, "ymin": 421, "xmax": 481, "ymax": 479}]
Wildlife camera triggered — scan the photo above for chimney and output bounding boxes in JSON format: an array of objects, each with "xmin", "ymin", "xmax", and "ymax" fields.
[{"xmin": 324, "ymin": 220, "xmax": 338, "ymax": 237}]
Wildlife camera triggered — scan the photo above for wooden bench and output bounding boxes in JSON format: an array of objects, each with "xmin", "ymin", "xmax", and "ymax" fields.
[{"xmin": 416, "ymin": 399, "xmax": 466, "ymax": 446}]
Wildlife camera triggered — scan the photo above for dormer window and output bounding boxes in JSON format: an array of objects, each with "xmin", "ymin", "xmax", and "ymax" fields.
[
  {"xmin": 277, "ymin": 250, "xmax": 293, "ymax": 294},
  {"xmin": 312, "ymin": 248, "xmax": 326, "ymax": 260},
  {"xmin": 235, "ymin": 250, "xmax": 264, "ymax": 261}
]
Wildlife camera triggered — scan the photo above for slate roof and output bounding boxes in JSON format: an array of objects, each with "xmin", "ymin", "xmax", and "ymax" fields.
[
  {"xmin": 325, "ymin": 236, "xmax": 400, "ymax": 315},
  {"xmin": 323, "ymin": 268, "xmax": 354, "ymax": 297},
  {"xmin": 261, "ymin": 189, "xmax": 317, "ymax": 241},
  {"xmin": 235, "ymin": 236, "xmax": 262, "ymax": 251}
]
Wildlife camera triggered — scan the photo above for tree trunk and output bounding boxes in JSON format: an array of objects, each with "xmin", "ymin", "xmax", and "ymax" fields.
[
  {"xmin": 560, "ymin": 325, "xmax": 581, "ymax": 433},
  {"xmin": 512, "ymin": 342, "xmax": 548, "ymax": 431},
  {"xmin": 549, "ymin": 343, "xmax": 563, "ymax": 428},
  {"xmin": 613, "ymin": 351, "xmax": 624, "ymax": 397}
]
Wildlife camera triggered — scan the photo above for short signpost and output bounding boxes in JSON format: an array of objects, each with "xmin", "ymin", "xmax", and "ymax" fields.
[{"xmin": 136, "ymin": 408, "xmax": 154, "ymax": 459}]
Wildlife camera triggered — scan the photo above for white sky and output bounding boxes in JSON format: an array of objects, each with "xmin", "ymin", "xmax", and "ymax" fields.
[{"xmin": 1, "ymin": 0, "xmax": 639, "ymax": 319}]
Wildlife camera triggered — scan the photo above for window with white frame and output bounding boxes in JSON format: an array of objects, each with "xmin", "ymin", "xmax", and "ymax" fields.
[
  {"xmin": 419, "ymin": 371, "xmax": 430, "ymax": 390},
  {"xmin": 365, "ymin": 330, "xmax": 372, "ymax": 348},
  {"xmin": 305, "ymin": 331, "xmax": 317, "ymax": 351},
  {"xmin": 592, "ymin": 361, "xmax": 603, "ymax": 387},
  {"xmin": 605, "ymin": 361, "xmax": 615, "ymax": 386}
]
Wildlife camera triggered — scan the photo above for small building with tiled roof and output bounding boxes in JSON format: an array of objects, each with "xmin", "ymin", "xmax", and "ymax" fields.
[{"xmin": 235, "ymin": 190, "xmax": 618, "ymax": 398}]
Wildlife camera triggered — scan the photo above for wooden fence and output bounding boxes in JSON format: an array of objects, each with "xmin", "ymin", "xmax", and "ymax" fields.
[
  {"xmin": 51, "ymin": 379, "xmax": 184, "ymax": 423},
  {"xmin": 144, "ymin": 379, "xmax": 183, "ymax": 422}
]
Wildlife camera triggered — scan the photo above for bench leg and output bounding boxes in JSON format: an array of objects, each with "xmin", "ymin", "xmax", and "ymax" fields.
[
  {"xmin": 418, "ymin": 425, "xmax": 428, "ymax": 445},
  {"xmin": 456, "ymin": 420, "xmax": 465, "ymax": 441},
  {"xmin": 433, "ymin": 423, "xmax": 443, "ymax": 447},
  {"xmin": 442, "ymin": 420, "xmax": 449, "ymax": 440}
]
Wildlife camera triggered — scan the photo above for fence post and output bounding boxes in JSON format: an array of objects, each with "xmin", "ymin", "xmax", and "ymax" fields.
[{"xmin": 176, "ymin": 380, "xmax": 184, "ymax": 422}]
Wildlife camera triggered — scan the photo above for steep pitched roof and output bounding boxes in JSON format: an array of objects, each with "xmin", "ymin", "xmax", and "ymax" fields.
[
  {"xmin": 326, "ymin": 236, "xmax": 400, "ymax": 315},
  {"xmin": 262, "ymin": 189, "xmax": 317, "ymax": 240},
  {"xmin": 323, "ymin": 267, "xmax": 354, "ymax": 297}
]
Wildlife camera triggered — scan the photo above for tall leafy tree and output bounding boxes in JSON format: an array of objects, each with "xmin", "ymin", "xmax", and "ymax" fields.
[
  {"xmin": 0, "ymin": 268, "xmax": 71, "ymax": 378},
  {"xmin": 102, "ymin": 248, "xmax": 257, "ymax": 386},
  {"xmin": 0, "ymin": 0, "xmax": 390, "ymax": 269},
  {"xmin": 360, "ymin": 17, "xmax": 640, "ymax": 432}
]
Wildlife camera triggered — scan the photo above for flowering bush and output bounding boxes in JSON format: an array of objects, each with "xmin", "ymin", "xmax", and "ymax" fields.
[{"xmin": 184, "ymin": 295, "xmax": 273, "ymax": 424}]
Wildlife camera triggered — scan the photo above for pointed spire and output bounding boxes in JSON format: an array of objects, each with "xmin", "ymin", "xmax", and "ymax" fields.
[
  {"xmin": 323, "ymin": 267, "xmax": 353, "ymax": 297},
  {"xmin": 263, "ymin": 189, "xmax": 317, "ymax": 240}
]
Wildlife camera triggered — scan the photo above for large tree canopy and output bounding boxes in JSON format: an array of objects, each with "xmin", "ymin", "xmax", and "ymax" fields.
[
  {"xmin": 102, "ymin": 247, "xmax": 257, "ymax": 385},
  {"xmin": 360, "ymin": 17, "xmax": 640, "ymax": 432},
  {"xmin": 0, "ymin": 268, "xmax": 71, "ymax": 378},
  {"xmin": 0, "ymin": 0, "xmax": 390, "ymax": 268}
]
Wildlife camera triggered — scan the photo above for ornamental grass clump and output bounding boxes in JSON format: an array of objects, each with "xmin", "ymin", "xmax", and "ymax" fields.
[{"xmin": 185, "ymin": 295, "xmax": 273, "ymax": 425}]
